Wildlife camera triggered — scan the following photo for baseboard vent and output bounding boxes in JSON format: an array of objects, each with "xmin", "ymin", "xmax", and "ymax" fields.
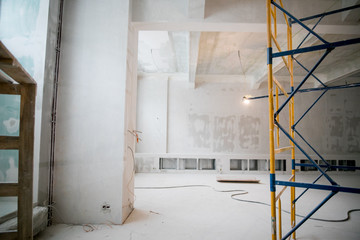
[{"xmin": 159, "ymin": 158, "xmax": 216, "ymax": 170}]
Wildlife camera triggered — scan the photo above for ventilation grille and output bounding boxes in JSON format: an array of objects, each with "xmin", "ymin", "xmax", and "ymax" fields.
[{"xmin": 159, "ymin": 158, "xmax": 216, "ymax": 170}]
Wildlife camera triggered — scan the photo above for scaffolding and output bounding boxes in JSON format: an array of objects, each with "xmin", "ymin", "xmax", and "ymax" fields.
[{"xmin": 266, "ymin": 1, "xmax": 360, "ymax": 239}]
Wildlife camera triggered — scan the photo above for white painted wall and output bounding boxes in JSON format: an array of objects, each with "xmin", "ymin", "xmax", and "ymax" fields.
[
  {"xmin": 53, "ymin": 0, "xmax": 132, "ymax": 224},
  {"xmin": 136, "ymin": 75, "xmax": 168, "ymax": 153}
]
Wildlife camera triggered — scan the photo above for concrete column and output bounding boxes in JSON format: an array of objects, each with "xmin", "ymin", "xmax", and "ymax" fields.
[{"xmin": 53, "ymin": 0, "xmax": 132, "ymax": 224}]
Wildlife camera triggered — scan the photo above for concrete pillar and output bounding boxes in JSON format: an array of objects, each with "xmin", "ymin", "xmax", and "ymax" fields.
[{"xmin": 52, "ymin": 0, "xmax": 133, "ymax": 224}]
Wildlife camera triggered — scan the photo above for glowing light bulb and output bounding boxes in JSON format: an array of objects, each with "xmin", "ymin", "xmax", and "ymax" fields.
[{"xmin": 242, "ymin": 96, "xmax": 250, "ymax": 104}]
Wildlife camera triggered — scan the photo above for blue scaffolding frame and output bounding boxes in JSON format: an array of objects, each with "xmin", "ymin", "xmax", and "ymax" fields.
[{"xmin": 266, "ymin": 1, "xmax": 360, "ymax": 239}]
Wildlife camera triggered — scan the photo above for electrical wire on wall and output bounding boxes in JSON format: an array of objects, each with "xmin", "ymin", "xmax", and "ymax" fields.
[
  {"xmin": 126, "ymin": 130, "xmax": 142, "ymax": 205},
  {"xmin": 48, "ymin": 0, "xmax": 64, "ymax": 226}
]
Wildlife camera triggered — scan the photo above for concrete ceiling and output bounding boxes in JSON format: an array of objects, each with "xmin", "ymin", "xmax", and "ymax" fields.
[{"xmin": 136, "ymin": 0, "xmax": 360, "ymax": 89}]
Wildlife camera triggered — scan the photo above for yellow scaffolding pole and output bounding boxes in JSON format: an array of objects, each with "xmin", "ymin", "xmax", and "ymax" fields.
[
  {"xmin": 266, "ymin": 1, "xmax": 276, "ymax": 239},
  {"xmin": 268, "ymin": 0, "xmax": 295, "ymax": 239},
  {"xmin": 267, "ymin": 1, "xmax": 360, "ymax": 239},
  {"xmin": 288, "ymin": 20, "xmax": 296, "ymax": 240}
]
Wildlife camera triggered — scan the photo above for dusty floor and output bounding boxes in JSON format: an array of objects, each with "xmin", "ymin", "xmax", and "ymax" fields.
[{"xmin": 35, "ymin": 173, "xmax": 360, "ymax": 240}]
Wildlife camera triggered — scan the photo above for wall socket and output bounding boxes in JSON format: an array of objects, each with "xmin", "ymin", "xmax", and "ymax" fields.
[{"xmin": 101, "ymin": 202, "xmax": 111, "ymax": 213}]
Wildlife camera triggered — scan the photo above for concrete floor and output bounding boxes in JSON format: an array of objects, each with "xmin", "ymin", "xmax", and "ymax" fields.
[{"xmin": 35, "ymin": 173, "xmax": 360, "ymax": 240}]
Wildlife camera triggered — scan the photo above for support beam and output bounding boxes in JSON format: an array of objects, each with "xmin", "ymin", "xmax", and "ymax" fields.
[
  {"xmin": 18, "ymin": 84, "xmax": 36, "ymax": 240},
  {"xmin": 188, "ymin": 0, "xmax": 206, "ymax": 19},
  {"xmin": 0, "ymin": 232, "xmax": 17, "ymax": 240},
  {"xmin": 251, "ymin": 34, "xmax": 319, "ymax": 89},
  {"xmin": 0, "ymin": 83, "xmax": 22, "ymax": 94},
  {"xmin": 276, "ymin": 181, "xmax": 360, "ymax": 194},
  {"xmin": 0, "ymin": 183, "xmax": 18, "ymax": 197},
  {"xmin": 273, "ymin": 38, "xmax": 360, "ymax": 58},
  {"xmin": 0, "ymin": 42, "xmax": 36, "ymax": 84},
  {"xmin": 342, "ymin": 0, "xmax": 360, "ymax": 22},
  {"xmin": 316, "ymin": 56, "xmax": 360, "ymax": 86},
  {"xmin": 0, "ymin": 136, "xmax": 20, "ymax": 149},
  {"xmin": 168, "ymin": 32, "xmax": 189, "ymax": 73},
  {"xmin": 133, "ymin": 22, "xmax": 360, "ymax": 34},
  {"xmin": 189, "ymin": 32, "xmax": 201, "ymax": 88}
]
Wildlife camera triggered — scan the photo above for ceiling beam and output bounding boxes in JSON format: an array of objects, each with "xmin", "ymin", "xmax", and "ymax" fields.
[
  {"xmin": 315, "ymin": 57, "xmax": 360, "ymax": 86},
  {"xmin": 132, "ymin": 22, "xmax": 360, "ymax": 35},
  {"xmin": 250, "ymin": 32, "xmax": 326, "ymax": 89},
  {"xmin": 189, "ymin": 32, "xmax": 201, "ymax": 88},
  {"xmin": 188, "ymin": 0, "xmax": 206, "ymax": 19},
  {"xmin": 342, "ymin": 0, "xmax": 360, "ymax": 22}
]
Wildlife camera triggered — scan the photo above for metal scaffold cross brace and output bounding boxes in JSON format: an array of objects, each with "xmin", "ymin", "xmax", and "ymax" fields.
[{"xmin": 266, "ymin": 1, "xmax": 360, "ymax": 240}]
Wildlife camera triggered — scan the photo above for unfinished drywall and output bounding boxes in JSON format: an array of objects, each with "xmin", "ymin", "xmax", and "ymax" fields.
[
  {"xmin": 52, "ymin": 0, "xmax": 133, "ymax": 224},
  {"xmin": 0, "ymin": 0, "xmax": 50, "ymax": 205},
  {"xmin": 302, "ymin": 88, "xmax": 360, "ymax": 154},
  {"xmin": 136, "ymin": 75, "xmax": 168, "ymax": 153},
  {"xmin": 135, "ymin": 76, "xmax": 360, "ymax": 173}
]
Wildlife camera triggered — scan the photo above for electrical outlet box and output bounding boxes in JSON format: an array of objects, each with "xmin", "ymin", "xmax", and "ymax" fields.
[{"xmin": 101, "ymin": 202, "xmax": 111, "ymax": 213}]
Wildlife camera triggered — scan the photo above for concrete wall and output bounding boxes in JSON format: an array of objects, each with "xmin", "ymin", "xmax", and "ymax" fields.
[
  {"xmin": 0, "ymin": 0, "xmax": 50, "ymax": 205},
  {"xmin": 135, "ymin": 76, "xmax": 360, "ymax": 173},
  {"xmin": 52, "ymin": 0, "xmax": 133, "ymax": 224}
]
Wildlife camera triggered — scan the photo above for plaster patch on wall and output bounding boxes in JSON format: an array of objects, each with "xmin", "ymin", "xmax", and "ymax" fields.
[
  {"xmin": 329, "ymin": 116, "xmax": 343, "ymax": 137},
  {"xmin": 326, "ymin": 116, "xmax": 344, "ymax": 152},
  {"xmin": 327, "ymin": 93, "xmax": 343, "ymax": 114},
  {"xmin": 346, "ymin": 116, "xmax": 360, "ymax": 152},
  {"xmin": 238, "ymin": 115, "xmax": 260, "ymax": 149},
  {"xmin": 188, "ymin": 114, "xmax": 211, "ymax": 148},
  {"xmin": 213, "ymin": 116, "xmax": 235, "ymax": 152}
]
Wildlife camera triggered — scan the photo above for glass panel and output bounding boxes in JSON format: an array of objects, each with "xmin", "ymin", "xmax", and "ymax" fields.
[
  {"xmin": 230, "ymin": 159, "xmax": 248, "ymax": 170},
  {"xmin": 199, "ymin": 158, "xmax": 215, "ymax": 170},
  {"xmin": 179, "ymin": 158, "xmax": 197, "ymax": 170},
  {"xmin": 319, "ymin": 159, "xmax": 336, "ymax": 171},
  {"xmin": 257, "ymin": 159, "xmax": 268, "ymax": 171},
  {"xmin": 0, "ymin": 197, "xmax": 17, "ymax": 220},
  {"xmin": 300, "ymin": 159, "xmax": 317, "ymax": 171},
  {"xmin": 249, "ymin": 159, "xmax": 258, "ymax": 171},
  {"xmin": 0, "ymin": 150, "xmax": 19, "ymax": 183},
  {"xmin": 275, "ymin": 159, "xmax": 286, "ymax": 171},
  {"xmin": 230, "ymin": 159, "xmax": 241, "ymax": 170},
  {"xmin": 339, "ymin": 160, "xmax": 356, "ymax": 172},
  {"xmin": 159, "ymin": 158, "xmax": 177, "ymax": 169},
  {"xmin": 0, "ymin": 94, "xmax": 21, "ymax": 137}
]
